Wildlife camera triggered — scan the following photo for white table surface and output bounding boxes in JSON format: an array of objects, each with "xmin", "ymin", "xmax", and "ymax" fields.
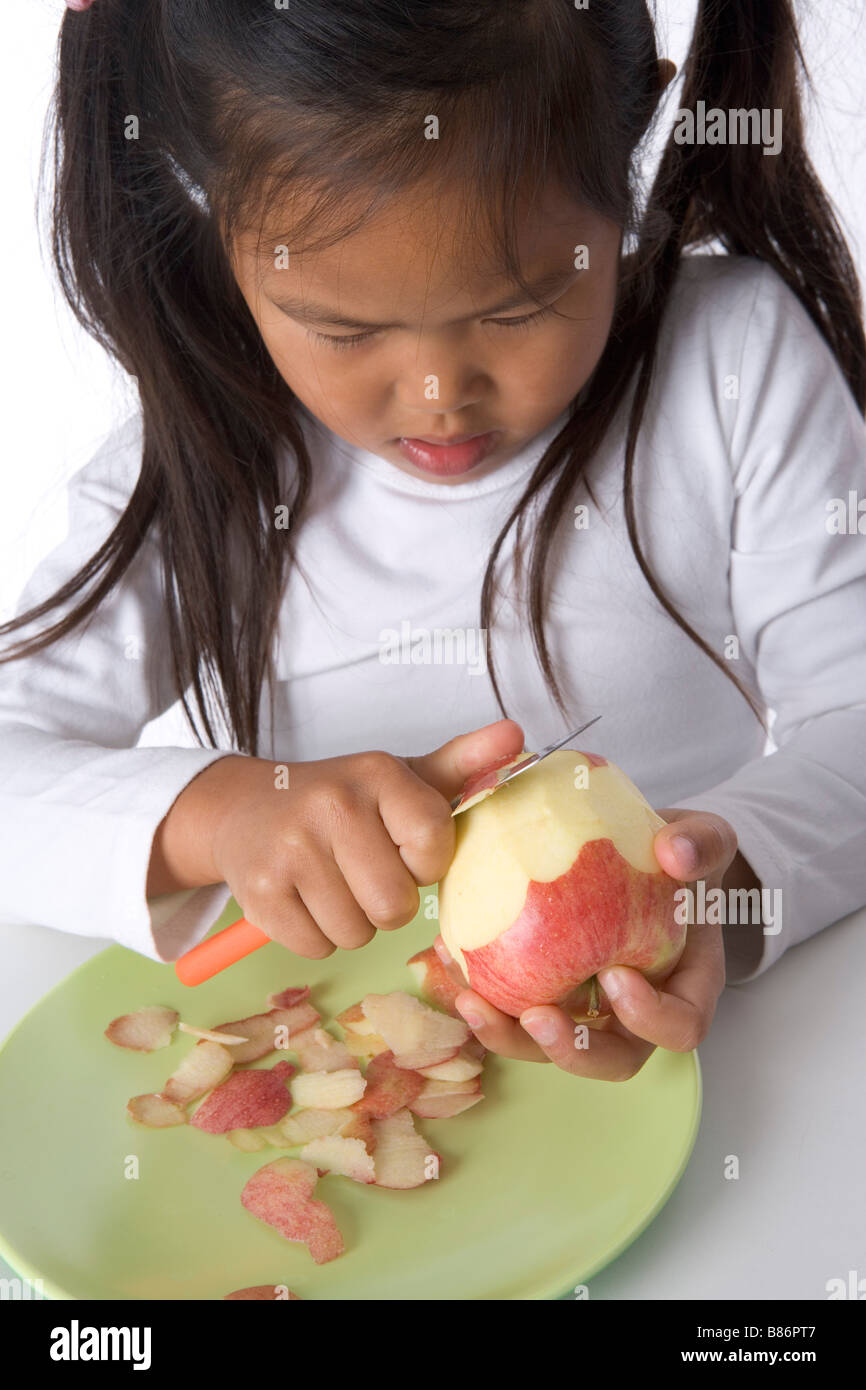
[{"xmin": 1, "ymin": 906, "xmax": 863, "ymax": 1301}]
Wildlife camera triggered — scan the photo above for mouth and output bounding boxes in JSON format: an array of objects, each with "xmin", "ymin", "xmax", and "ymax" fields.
[{"xmin": 395, "ymin": 431, "xmax": 500, "ymax": 477}]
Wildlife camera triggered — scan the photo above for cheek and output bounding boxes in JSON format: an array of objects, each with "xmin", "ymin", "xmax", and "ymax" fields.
[
  {"xmin": 264, "ymin": 329, "xmax": 368, "ymax": 406},
  {"xmin": 498, "ymin": 320, "xmax": 606, "ymax": 405}
]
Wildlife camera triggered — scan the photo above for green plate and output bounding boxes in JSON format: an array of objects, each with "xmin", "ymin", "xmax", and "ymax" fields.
[{"xmin": 0, "ymin": 899, "xmax": 701, "ymax": 1300}]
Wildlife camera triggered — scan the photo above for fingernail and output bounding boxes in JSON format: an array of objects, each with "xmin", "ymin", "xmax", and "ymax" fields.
[
  {"xmin": 598, "ymin": 968, "xmax": 625, "ymax": 1001},
  {"xmin": 523, "ymin": 1016, "xmax": 557, "ymax": 1045},
  {"xmin": 457, "ymin": 1005, "xmax": 485, "ymax": 1030},
  {"xmin": 671, "ymin": 834, "xmax": 699, "ymax": 873},
  {"xmin": 434, "ymin": 938, "xmax": 452, "ymax": 965}
]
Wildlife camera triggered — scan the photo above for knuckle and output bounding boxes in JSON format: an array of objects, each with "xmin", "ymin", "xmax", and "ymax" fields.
[
  {"xmin": 317, "ymin": 783, "xmax": 357, "ymax": 823},
  {"xmin": 406, "ymin": 816, "xmax": 451, "ymax": 861},
  {"xmin": 340, "ymin": 925, "xmax": 377, "ymax": 950},
  {"xmin": 365, "ymin": 888, "xmax": 419, "ymax": 929},
  {"xmin": 352, "ymin": 749, "xmax": 396, "ymax": 782},
  {"xmin": 244, "ymin": 865, "xmax": 283, "ymax": 903},
  {"xmin": 276, "ymin": 825, "xmax": 315, "ymax": 865}
]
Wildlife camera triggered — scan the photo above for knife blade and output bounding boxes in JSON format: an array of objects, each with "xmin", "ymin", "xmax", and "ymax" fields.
[{"xmin": 450, "ymin": 714, "xmax": 603, "ymax": 815}]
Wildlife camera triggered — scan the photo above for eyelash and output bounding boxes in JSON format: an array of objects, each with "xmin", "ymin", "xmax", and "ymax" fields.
[{"xmin": 307, "ymin": 303, "xmax": 556, "ymax": 351}]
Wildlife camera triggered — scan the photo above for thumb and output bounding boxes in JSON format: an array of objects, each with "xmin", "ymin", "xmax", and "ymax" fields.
[{"xmin": 404, "ymin": 719, "xmax": 525, "ymax": 801}]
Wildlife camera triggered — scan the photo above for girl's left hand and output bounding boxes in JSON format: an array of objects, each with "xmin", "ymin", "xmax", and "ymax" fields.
[{"xmin": 433, "ymin": 808, "xmax": 737, "ymax": 1082}]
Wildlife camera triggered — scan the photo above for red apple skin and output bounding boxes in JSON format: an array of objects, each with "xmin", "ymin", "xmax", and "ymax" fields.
[
  {"xmin": 406, "ymin": 945, "xmax": 463, "ymax": 1017},
  {"xmin": 459, "ymin": 751, "xmax": 525, "ymax": 801},
  {"xmin": 223, "ymin": 1285, "xmax": 301, "ymax": 1300},
  {"xmin": 460, "ymin": 837, "xmax": 685, "ymax": 1018}
]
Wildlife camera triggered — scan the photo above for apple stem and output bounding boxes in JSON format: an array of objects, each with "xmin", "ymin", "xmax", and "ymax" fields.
[{"xmin": 588, "ymin": 974, "xmax": 600, "ymax": 1018}]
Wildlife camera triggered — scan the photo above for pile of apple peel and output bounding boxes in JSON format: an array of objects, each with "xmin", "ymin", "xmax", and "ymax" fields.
[{"xmin": 105, "ymin": 946, "xmax": 485, "ymax": 1276}]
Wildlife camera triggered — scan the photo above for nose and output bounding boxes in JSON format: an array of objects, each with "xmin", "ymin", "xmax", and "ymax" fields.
[{"xmin": 394, "ymin": 355, "xmax": 488, "ymax": 417}]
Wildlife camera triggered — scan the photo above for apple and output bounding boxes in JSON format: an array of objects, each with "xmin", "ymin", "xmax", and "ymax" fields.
[
  {"xmin": 405, "ymin": 946, "xmax": 463, "ymax": 1017},
  {"xmin": 437, "ymin": 749, "xmax": 687, "ymax": 1020}
]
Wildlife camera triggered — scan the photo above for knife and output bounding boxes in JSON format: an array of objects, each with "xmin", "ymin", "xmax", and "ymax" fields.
[
  {"xmin": 174, "ymin": 715, "xmax": 603, "ymax": 986},
  {"xmin": 449, "ymin": 714, "xmax": 603, "ymax": 815}
]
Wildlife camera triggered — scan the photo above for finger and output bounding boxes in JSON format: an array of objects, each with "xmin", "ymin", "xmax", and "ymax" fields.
[
  {"xmin": 655, "ymin": 913, "xmax": 726, "ymax": 1011},
  {"xmin": 520, "ymin": 1003, "xmax": 657, "ymax": 1080},
  {"xmin": 289, "ymin": 860, "xmax": 378, "ymax": 951},
  {"xmin": 452, "ymin": 989, "xmax": 551, "ymax": 1062},
  {"xmin": 376, "ymin": 761, "xmax": 456, "ymax": 885},
  {"xmin": 596, "ymin": 920, "xmax": 724, "ymax": 1051},
  {"xmin": 404, "ymin": 718, "xmax": 525, "ymax": 802},
  {"xmin": 653, "ymin": 809, "xmax": 738, "ymax": 882},
  {"xmin": 242, "ymin": 883, "xmax": 337, "ymax": 959},
  {"xmin": 332, "ymin": 821, "xmax": 421, "ymax": 931}
]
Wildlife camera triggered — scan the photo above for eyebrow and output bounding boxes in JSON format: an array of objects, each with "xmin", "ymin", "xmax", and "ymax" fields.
[{"xmin": 266, "ymin": 267, "xmax": 580, "ymax": 330}]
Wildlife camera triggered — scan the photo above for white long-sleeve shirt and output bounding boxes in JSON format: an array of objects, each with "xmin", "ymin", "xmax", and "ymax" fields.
[{"xmin": 2, "ymin": 253, "xmax": 864, "ymax": 983}]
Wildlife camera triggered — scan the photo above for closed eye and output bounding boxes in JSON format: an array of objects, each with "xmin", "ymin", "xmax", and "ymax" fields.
[{"xmin": 307, "ymin": 301, "xmax": 559, "ymax": 351}]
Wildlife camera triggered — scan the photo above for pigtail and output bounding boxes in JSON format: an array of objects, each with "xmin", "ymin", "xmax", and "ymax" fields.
[
  {"xmin": 487, "ymin": 0, "xmax": 865, "ymax": 730},
  {"xmin": 2, "ymin": 3, "xmax": 310, "ymax": 755},
  {"xmin": 657, "ymin": 0, "xmax": 865, "ymax": 407}
]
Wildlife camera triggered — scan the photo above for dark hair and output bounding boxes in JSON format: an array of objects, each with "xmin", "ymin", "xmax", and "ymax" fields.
[{"xmin": 3, "ymin": 0, "xmax": 864, "ymax": 752}]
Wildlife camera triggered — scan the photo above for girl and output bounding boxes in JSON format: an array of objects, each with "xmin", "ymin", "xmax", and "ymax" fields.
[{"xmin": 1, "ymin": 0, "xmax": 864, "ymax": 1085}]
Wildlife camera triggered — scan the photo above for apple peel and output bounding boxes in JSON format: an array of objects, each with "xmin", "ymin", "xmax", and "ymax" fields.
[
  {"xmin": 288, "ymin": 1026, "xmax": 360, "ymax": 1074},
  {"xmin": 162, "ymin": 1040, "xmax": 235, "ymax": 1104},
  {"xmin": 105, "ymin": 1006, "xmax": 179, "ymax": 1052},
  {"xmin": 241, "ymin": 1158, "xmax": 344, "ymax": 1264},
  {"xmin": 299, "ymin": 1135, "xmax": 376, "ymax": 1184},
  {"xmin": 351, "ymin": 1050, "xmax": 424, "ymax": 1119},
  {"xmin": 224, "ymin": 1285, "xmax": 301, "ymax": 1300},
  {"xmin": 371, "ymin": 1108, "xmax": 439, "ymax": 1189},
  {"xmin": 290, "ymin": 1069, "xmax": 367, "ymax": 1110},
  {"xmin": 212, "ymin": 1003, "xmax": 320, "ymax": 1064},
  {"xmin": 191, "ymin": 1064, "xmax": 294, "ymax": 1134},
  {"xmin": 127, "ymin": 1093, "xmax": 188, "ymax": 1127},
  {"xmin": 360, "ymin": 992, "xmax": 468, "ymax": 1070}
]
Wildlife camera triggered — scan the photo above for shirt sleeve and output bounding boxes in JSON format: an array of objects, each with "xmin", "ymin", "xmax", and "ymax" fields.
[
  {"xmin": 0, "ymin": 416, "xmax": 235, "ymax": 961},
  {"xmin": 673, "ymin": 261, "xmax": 866, "ymax": 983}
]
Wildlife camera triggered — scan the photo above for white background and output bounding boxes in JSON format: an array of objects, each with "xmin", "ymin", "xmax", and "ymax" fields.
[
  {"xmin": 1, "ymin": 0, "xmax": 865, "ymax": 1304},
  {"xmin": 2, "ymin": 0, "xmax": 866, "ymax": 615}
]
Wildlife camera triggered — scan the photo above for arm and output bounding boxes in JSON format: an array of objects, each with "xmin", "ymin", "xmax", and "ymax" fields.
[
  {"xmin": 146, "ymin": 754, "xmax": 249, "ymax": 896},
  {"xmin": 671, "ymin": 261, "xmax": 866, "ymax": 982},
  {"xmin": 0, "ymin": 419, "xmax": 235, "ymax": 958}
]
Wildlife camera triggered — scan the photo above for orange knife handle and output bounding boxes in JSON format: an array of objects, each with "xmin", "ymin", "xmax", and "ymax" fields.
[{"xmin": 174, "ymin": 917, "xmax": 269, "ymax": 986}]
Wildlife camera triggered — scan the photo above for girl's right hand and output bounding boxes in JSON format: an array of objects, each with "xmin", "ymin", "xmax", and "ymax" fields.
[{"xmin": 195, "ymin": 719, "xmax": 525, "ymax": 958}]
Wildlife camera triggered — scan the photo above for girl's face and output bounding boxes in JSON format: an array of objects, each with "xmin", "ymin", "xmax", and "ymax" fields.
[{"xmin": 231, "ymin": 181, "xmax": 622, "ymax": 485}]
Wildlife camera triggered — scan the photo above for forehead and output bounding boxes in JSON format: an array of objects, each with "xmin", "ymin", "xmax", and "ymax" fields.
[{"xmin": 233, "ymin": 178, "xmax": 611, "ymax": 306}]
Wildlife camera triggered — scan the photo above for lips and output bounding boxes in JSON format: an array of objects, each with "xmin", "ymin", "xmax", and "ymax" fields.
[
  {"xmin": 396, "ymin": 431, "xmax": 499, "ymax": 477},
  {"xmin": 411, "ymin": 432, "xmax": 484, "ymax": 445}
]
